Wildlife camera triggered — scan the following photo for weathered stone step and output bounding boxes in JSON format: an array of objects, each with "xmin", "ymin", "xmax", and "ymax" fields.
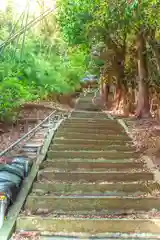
[
  {"xmin": 32, "ymin": 181, "xmax": 158, "ymax": 195},
  {"xmin": 62, "ymin": 120, "xmax": 122, "ymax": 127},
  {"xmin": 37, "ymin": 233, "xmax": 160, "ymax": 240},
  {"xmin": 58, "ymin": 128, "xmax": 126, "ymax": 135},
  {"xmin": 65, "ymin": 117, "xmax": 115, "ymax": 122},
  {"xmin": 71, "ymin": 112, "xmax": 106, "ymax": 116},
  {"xmin": 62, "ymin": 118, "xmax": 121, "ymax": 126},
  {"xmin": 70, "ymin": 116, "xmax": 108, "ymax": 120},
  {"xmin": 61, "ymin": 126, "xmax": 124, "ymax": 133},
  {"xmin": 63, "ymin": 118, "xmax": 119, "ymax": 126},
  {"xmin": 50, "ymin": 144, "xmax": 135, "ymax": 152},
  {"xmin": 53, "ymin": 139, "xmax": 132, "ymax": 146},
  {"xmin": 16, "ymin": 215, "xmax": 160, "ymax": 234},
  {"xmin": 46, "ymin": 158, "xmax": 140, "ymax": 163},
  {"xmin": 74, "ymin": 106, "xmax": 101, "ymax": 110},
  {"xmin": 32, "ymin": 191, "xmax": 147, "ymax": 197},
  {"xmin": 41, "ymin": 160, "xmax": 143, "ymax": 170},
  {"xmin": 24, "ymin": 195, "xmax": 160, "ymax": 213},
  {"xmin": 55, "ymin": 133, "xmax": 130, "ymax": 141},
  {"xmin": 37, "ymin": 169, "xmax": 153, "ymax": 182},
  {"xmin": 61, "ymin": 123, "xmax": 123, "ymax": 131},
  {"xmin": 47, "ymin": 150, "xmax": 139, "ymax": 160}
]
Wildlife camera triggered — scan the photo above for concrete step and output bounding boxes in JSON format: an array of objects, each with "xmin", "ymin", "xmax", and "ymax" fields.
[
  {"xmin": 52, "ymin": 139, "xmax": 132, "ymax": 146},
  {"xmin": 24, "ymin": 194, "xmax": 160, "ymax": 213},
  {"xmin": 38, "ymin": 233, "xmax": 160, "ymax": 240},
  {"xmin": 55, "ymin": 132, "xmax": 130, "ymax": 141},
  {"xmin": 37, "ymin": 169, "xmax": 153, "ymax": 182},
  {"xmin": 47, "ymin": 150, "xmax": 139, "ymax": 160},
  {"xmin": 41, "ymin": 159, "xmax": 143, "ymax": 170},
  {"xmin": 57, "ymin": 127, "xmax": 126, "ymax": 135},
  {"xmin": 32, "ymin": 181, "xmax": 158, "ymax": 195},
  {"xmin": 64, "ymin": 118, "xmax": 117, "ymax": 124},
  {"xmin": 16, "ymin": 215, "xmax": 160, "ymax": 234},
  {"xmin": 50, "ymin": 144, "xmax": 136, "ymax": 152}
]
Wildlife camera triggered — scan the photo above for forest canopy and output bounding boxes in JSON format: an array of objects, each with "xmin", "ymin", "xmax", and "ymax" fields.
[{"xmin": 57, "ymin": 0, "xmax": 160, "ymax": 119}]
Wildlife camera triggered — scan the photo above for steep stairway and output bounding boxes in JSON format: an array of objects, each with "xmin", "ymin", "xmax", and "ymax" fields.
[{"xmin": 16, "ymin": 90, "xmax": 160, "ymax": 239}]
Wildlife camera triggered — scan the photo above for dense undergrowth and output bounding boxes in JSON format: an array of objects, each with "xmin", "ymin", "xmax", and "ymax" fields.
[{"xmin": 0, "ymin": 1, "xmax": 98, "ymax": 122}]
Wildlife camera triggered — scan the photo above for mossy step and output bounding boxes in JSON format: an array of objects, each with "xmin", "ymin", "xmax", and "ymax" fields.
[
  {"xmin": 65, "ymin": 118, "xmax": 115, "ymax": 122},
  {"xmin": 47, "ymin": 150, "xmax": 139, "ymax": 160},
  {"xmin": 41, "ymin": 159, "xmax": 143, "ymax": 170},
  {"xmin": 24, "ymin": 195, "xmax": 160, "ymax": 213},
  {"xmin": 63, "ymin": 119, "xmax": 119, "ymax": 126},
  {"xmin": 38, "ymin": 233, "xmax": 160, "ymax": 240},
  {"xmin": 32, "ymin": 181, "xmax": 158, "ymax": 195},
  {"xmin": 61, "ymin": 123, "xmax": 123, "ymax": 129},
  {"xmin": 37, "ymin": 169, "xmax": 153, "ymax": 182},
  {"xmin": 16, "ymin": 215, "xmax": 160, "ymax": 234},
  {"xmin": 52, "ymin": 139, "xmax": 132, "ymax": 145},
  {"xmin": 70, "ymin": 116, "xmax": 108, "ymax": 120},
  {"xmin": 58, "ymin": 128, "xmax": 126, "ymax": 135},
  {"xmin": 45, "ymin": 158, "xmax": 140, "ymax": 163},
  {"xmin": 55, "ymin": 132, "xmax": 130, "ymax": 141},
  {"xmin": 31, "ymin": 191, "xmax": 146, "ymax": 197},
  {"xmin": 61, "ymin": 125, "xmax": 123, "ymax": 131},
  {"xmin": 50, "ymin": 144, "xmax": 135, "ymax": 152}
]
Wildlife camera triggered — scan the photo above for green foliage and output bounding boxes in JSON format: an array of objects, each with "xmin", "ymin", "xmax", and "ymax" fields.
[
  {"xmin": 0, "ymin": 1, "xmax": 94, "ymax": 121},
  {"xmin": 0, "ymin": 77, "xmax": 31, "ymax": 121},
  {"xmin": 57, "ymin": 0, "xmax": 160, "ymax": 70}
]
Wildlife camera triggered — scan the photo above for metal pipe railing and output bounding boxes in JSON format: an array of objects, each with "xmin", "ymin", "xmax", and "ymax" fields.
[{"xmin": 0, "ymin": 110, "xmax": 57, "ymax": 157}]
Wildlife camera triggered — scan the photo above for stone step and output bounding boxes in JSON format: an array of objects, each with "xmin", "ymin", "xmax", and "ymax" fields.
[
  {"xmin": 55, "ymin": 132, "xmax": 130, "ymax": 141},
  {"xmin": 70, "ymin": 116, "xmax": 108, "ymax": 120},
  {"xmin": 46, "ymin": 158, "xmax": 140, "ymax": 163},
  {"xmin": 65, "ymin": 117, "xmax": 114, "ymax": 122},
  {"xmin": 71, "ymin": 112, "xmax": 106, "ymax": 117},
  {"xmin": 50, "ymin": 144, "xmax": 135, "ymax": 152},
  {"xmin": 47, "ymin": 150, "xmax": 139, "ymax": 160},
  {"xmin": 61, "ymin": 121, "xmax": 122, "ymax": 128},
  {"xmin": 32, "ymin": 191, "xmax": 147, "ymax": 197},
  {"xmin": 61, "ymin": 124, "xmax": 123, "ymax": 131},
  {"xmin": 58, "ymin": 128, "xmax": 126, "ymax": 135},
  {"xmin": 38, "ymin": 233, "xmax": 160, "ymax": 240},
  {"xmin": 41, "ymin": 159, "xmax": 143, "ymax": 170},
  {"xmin": 15, "ymin": 98, "xmax": 160, "ymax": 239},
  {"xmin": 24, "ymin": 195, "xmax": 160, "ymax": 213},
  {"xmin": 63, "ymin": 118, "xmax": 118, "ymax": 125},
  {"xmin": 52, "ymin": 139, "xmax": 132, "ymax": 146},
  {"xmin": 32, "ymin": 181, "xmax": 158, "ymax": 195},
  {"xmin": 37, "ymin": 169, "xmax": 153, "ymax": 182},
  {"xmin": 16, "ymin": 215, "xmax": 160, "ymax": 234}
]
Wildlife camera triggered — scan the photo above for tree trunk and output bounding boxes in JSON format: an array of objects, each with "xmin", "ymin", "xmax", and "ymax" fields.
[{"xmin": 135, "ymin": 30, "xmax": 151, "ymax": 118}]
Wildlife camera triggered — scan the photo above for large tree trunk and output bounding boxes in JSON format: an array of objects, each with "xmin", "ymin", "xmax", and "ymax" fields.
[{"xmin": 135, "ymin": 30, "xmax": 151, "ymax": 118}]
